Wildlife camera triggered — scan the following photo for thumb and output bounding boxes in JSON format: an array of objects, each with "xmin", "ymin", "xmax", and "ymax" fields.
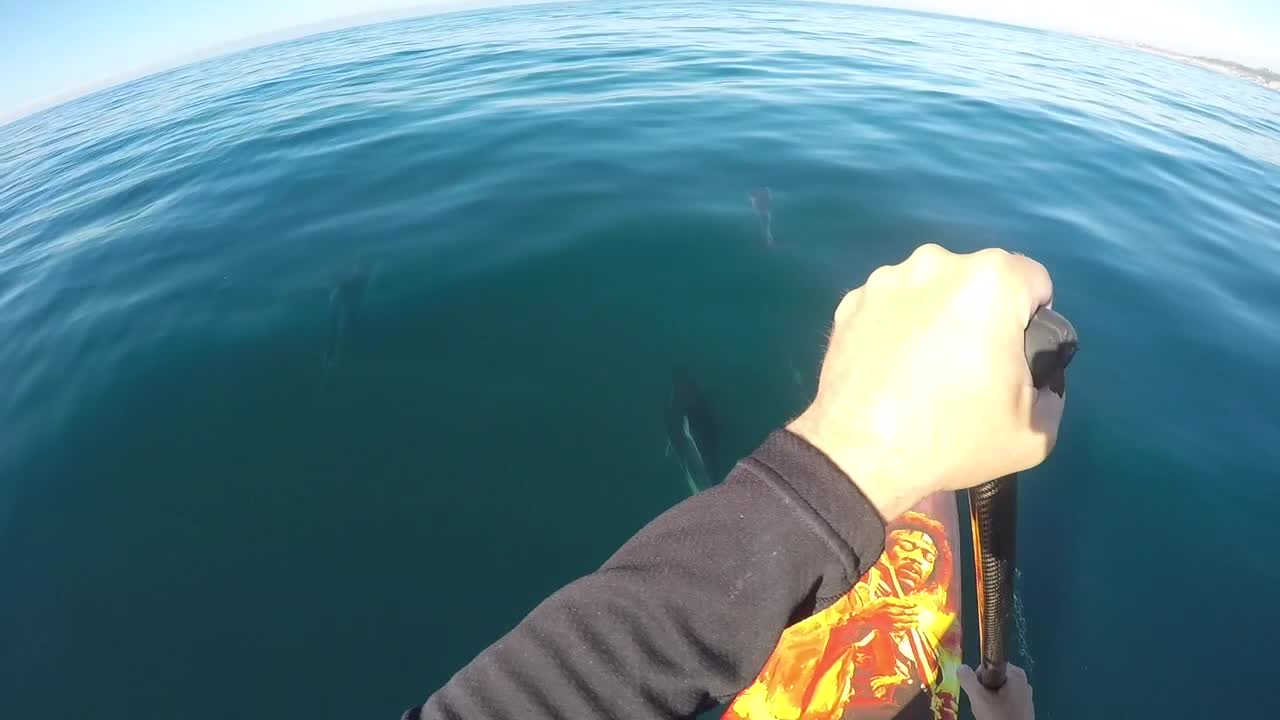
[
  {"xmin": 1013, "ymin": 386, "xmax": 1065, "ymax": 474},
  {"xmin": 1029, "ymin": 387, "xmax": 1065, "ymax": 445},
  {"xmin": 957, "ymin": 665, "xmax": 981, "ymax": 697}
]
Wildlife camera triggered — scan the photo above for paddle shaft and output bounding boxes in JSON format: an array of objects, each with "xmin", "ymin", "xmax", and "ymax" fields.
[{"xmin": 969, "ymin": 307, "xmax": 1077, "ymax": 690}]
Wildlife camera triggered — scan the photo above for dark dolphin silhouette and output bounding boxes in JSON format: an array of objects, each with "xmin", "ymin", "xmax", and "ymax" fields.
[
  {"xmin": 323, "ymin": 262, "xmax": 371, "ymax": 370},
  {"xmin": 750, "ymin": 187, "xmax": 774, "ymax": 245},
  {"xmin": 665, "ymin": 367, "xmax": 721, "ymax": 495}
]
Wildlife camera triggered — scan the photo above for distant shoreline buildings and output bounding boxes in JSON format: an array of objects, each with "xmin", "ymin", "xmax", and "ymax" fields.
[{"xmin": 1110, "ymin": 40, "xmax": 1280, "ymax": 92}]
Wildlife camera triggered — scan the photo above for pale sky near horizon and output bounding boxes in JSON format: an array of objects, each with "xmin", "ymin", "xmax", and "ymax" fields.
[{"xmin": 2, "ymin": 0, "xmax": 1277, "ymax": 120}]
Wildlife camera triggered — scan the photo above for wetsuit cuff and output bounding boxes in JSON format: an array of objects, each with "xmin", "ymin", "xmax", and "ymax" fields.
[{"xmin": 746, "ymin": 430, "xmax": 887, "ymax": 582}]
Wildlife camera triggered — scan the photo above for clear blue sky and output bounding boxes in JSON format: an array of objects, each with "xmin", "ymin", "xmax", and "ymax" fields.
[{"xmin": 3, "ymin": 0, "xmax": 1278, "ymax": 119}]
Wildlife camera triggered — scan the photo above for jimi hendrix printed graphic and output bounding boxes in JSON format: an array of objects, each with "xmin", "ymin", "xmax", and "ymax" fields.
[{"xmin": 725, "ymin": 493, "xmax": 962, "ymax": 720}]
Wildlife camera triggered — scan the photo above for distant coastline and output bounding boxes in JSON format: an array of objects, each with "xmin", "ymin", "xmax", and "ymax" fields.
[{"xmin": 1109, "ymin": 39, "xmax": 1280, "ymax": 93}]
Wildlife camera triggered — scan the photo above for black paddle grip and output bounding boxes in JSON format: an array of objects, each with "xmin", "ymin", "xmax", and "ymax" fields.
[{"xmin": 969, "ymin": 307, "xmax": 1077, "ymax": 690}]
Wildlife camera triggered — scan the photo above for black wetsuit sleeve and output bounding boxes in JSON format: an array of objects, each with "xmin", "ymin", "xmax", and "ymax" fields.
[{"xmin": 403, "ymin": 429, "xmax": 888, "ymax": 720}]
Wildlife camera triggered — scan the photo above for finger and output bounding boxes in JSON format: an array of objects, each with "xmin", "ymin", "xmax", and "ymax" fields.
[
  {"xmin": 956, "ymin": 665, "xmax": 979, "ymax": 695},
  {"xmin": 1007, "ymin": 664, "xmax": 1028, "ymax": 682},
  {"xmin": 1005, "ymin": 252, "xmax": 1054, "ymax": 321},
  {"xmin": 1014, "ymin": 386, "xmax": 1064, "ymax": 472}
]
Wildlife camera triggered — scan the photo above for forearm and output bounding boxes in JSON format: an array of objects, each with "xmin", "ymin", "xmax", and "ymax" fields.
[{"xmin": 404, "ymin": 430, "xmax": 886, "ymax": 720}]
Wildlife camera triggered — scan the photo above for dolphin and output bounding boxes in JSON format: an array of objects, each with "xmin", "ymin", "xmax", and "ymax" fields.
[
  {"xmin": 323, "ymin": 262, "xmax": 371, "ymax": 370},
  {"xmin": 665, "ymin": 367, "xmax": 720, "ymax": 495},
  {"xmin": 750, "ymin": 187, "xmax": 774, "ymax": 245}
]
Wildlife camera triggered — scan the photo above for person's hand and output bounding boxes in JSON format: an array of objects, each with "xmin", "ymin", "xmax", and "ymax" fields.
[
  {"xmin": 957, "ymin": 664, "xmax": 1034, "ymax": 720},
  {"xmin": 870, "ymin": 672, "xmax": 909, "ymax": 698},
  {"xmin": 788, "ymin": 244, "xmax": 1063, "ymax": 519},
  {"xmin": 852, "ymin": 596, "xmax": 921, "ymax": 633}
]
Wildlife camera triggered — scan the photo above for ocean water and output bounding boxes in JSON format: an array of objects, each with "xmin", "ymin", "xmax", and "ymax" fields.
[{"xmin": 3, "ymin": 1, "xmax": 1279, "ymax": 717}]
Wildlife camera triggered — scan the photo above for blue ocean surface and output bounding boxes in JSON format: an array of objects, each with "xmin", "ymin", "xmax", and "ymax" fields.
[{"xmin": 3, "ymin": 1, "xmax": 1279, "ymax": 717}]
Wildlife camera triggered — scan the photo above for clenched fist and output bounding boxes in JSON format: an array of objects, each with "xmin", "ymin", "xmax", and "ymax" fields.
[{"xmin": 788, "ymin": 244, "xmax": 1065, "ymax": 520}]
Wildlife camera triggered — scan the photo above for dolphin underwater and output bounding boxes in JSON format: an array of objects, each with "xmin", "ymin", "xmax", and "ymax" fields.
[
  {"xmin": 665, "ymin": 368, "xmax": 721, "ymax": 495},
  {"xmin": 323, "ymin": 262, "xmax": 371, "ymax": 370},
  {"xmin": 750, "ymin": 187, "xmax": 774, "ymax": 245}
]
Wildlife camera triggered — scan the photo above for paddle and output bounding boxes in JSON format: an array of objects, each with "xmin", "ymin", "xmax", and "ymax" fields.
[{"xmin": 968, "ymin": 307, "xmax": 1078, "ymax": 689}]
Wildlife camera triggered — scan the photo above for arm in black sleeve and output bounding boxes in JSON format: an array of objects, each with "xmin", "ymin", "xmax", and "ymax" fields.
[{"xmin": 403, "ymin": 430, "xmax": 887, "ymax": 720}]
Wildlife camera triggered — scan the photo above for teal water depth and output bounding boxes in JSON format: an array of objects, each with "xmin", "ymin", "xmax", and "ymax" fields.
[{"xmin": 3, "ymin": 2, "xmax": 1280, "ymax": 718}]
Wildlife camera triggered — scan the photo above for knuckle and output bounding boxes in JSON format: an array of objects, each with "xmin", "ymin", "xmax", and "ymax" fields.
[
  {"xmin": 865, "ymin": 264, "xmax": 893, "ymax": 288},
  {"xmin": 975, "ymin": 246, "xmax": 1011, "ymax": 262},
  {"xmin": 908, "ymin": 243, "xmax": 949, "ymax": 275},
  {"xmin": 911, "ymin": 242, "xmax": 947, "ymax": 261},
  {"xmin": 975, "ymin": 247, "xmax": 1016, "ymax": 275},
  {"xmin": 968, "ymin": 249, "xmax": 1017, "ymax": 290},
  {"xmin": 834, "ymin": 287, "xmax": 861, "ymax": 324}
]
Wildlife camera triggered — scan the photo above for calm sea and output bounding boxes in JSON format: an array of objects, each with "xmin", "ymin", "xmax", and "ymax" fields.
[{"xmin": 3, "ymin": 1, "xmax": 1279, "ymax": 717}]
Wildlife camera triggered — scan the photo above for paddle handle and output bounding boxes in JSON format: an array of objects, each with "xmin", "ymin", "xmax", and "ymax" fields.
[{"xmin": 969, "ymin": 307, "xmax": 1077, "ymax": 690}]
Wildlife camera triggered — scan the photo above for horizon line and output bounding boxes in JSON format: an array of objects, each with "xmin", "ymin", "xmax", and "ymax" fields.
[
  {"xmin": 1, "ymin": 0, "xmax": 549, "ymax": 127},
  {"xmin": 1, "ymin": 0, "xmax": 1269, "ymax": 128}
]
